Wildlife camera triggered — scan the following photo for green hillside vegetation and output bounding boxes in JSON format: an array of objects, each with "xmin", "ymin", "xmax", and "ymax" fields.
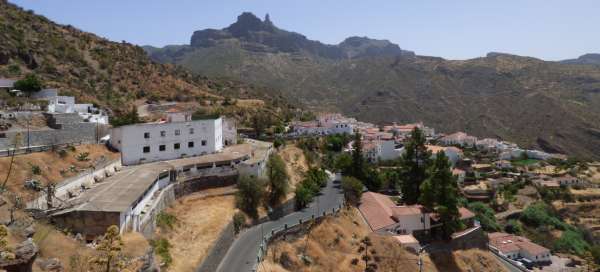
[{"xmin": 0, "ymin": 1, "xmax": 293, "ymax": 124}]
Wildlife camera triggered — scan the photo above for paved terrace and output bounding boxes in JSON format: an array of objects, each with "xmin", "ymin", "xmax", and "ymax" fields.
[{"xmin": 51, "ymin": 143, "xmax": 255, "ymax": 215}]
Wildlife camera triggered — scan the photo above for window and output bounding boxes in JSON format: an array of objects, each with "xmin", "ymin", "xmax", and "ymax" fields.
[
  {"xmin": 160, "ymin": 131, "xmax": 166, "ymax": 137},
  {"xmin": 189, "ymin": 128, "xmax": 194, "ymax": 134},
  {"xmin": 201, "ymin": 140, "xmax": 207, "ymax": 146},
  {"xmin": 159, "ymin": 145, "xmax": 166, "ymax": 151},
  {"xmin": 188, "ymin": 141, "xmax": 194, "ymax": 148},
  {"xmin": 174, "ymin": 143, "xmax": 180, "ymax": 150},
  {"xmin": 175, "ymin": 129, "xmax": 180, "ymax": 136},
  {"xmin": 143, "ymin": 146, "xmax": 150, "ymax": 153},
  {"xmin": 144, "ymin": 132, "xmax": 150, "ymax": 139}
]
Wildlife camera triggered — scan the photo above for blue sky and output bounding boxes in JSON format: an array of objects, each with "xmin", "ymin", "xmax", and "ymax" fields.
[{"xmin": 9, "ymin": 0, "xmax": 599, "ymax": 60}]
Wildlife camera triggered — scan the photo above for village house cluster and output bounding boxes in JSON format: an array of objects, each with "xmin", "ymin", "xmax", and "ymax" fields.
[
  {"xmin": 291, "ymin": 113, "xmax": 585, "ymax": 268},
  {"xmin": 0, "ymin": 78, "xmax": 109, "ymax": 154}
]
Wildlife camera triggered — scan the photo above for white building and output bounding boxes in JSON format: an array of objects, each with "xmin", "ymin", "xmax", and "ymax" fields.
[
  {"xmin": 110, "ymin": 117, "xmax": 224, "ymax": 166},
  {"xmin": 427, "ymin": 145, "xmax": 463, "ymax": 165},
  {"xmin": 489, "ymin": 232, "xmax": 551, "ymax": 264},
  {"xmin": 439, "ymin": 132, "xmax": 478, "ymax": 147},
  {"xmin": 237, "ymin": 139, "xmax": 273, "ymax": 179},
  {"xmin": 291, "ymin": 113, "xmax": 355, "ymax": 136}
]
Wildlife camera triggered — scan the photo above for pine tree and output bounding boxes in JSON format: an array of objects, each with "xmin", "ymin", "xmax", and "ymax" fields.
[
  {"xmin": 92, "ymin": 225, "xmax": 124, "ymax": 272},
  {"xmin": 420, "ymin": 152, "xmax": 461, "ymax": 239},
  {"xmin": 351, "ymin": 132, "xmax": 366, "ymax": 180},
  {"xmin": 398, "ymin": 127, "xmax": 431, "ymax": 204}
]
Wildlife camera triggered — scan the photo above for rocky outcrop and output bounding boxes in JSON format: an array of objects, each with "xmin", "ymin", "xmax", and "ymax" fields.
[
  {"xmin": 188, "ymin": 12, "xmax": 411, "ymax": 60},
  {"xmin": 0, "ymin": 239, "xmax": 38, "ymax": 272}
]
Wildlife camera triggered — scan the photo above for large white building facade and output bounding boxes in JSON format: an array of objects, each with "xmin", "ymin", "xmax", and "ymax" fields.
[{"xmin": 111, "ymin": 117, "xmax": 224, "ymax": 165}]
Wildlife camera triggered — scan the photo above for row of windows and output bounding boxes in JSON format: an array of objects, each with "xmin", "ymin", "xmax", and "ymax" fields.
[
  {"xmin": 143, "ymin": 127, "xmax": 199, "ymax": 139},
  {"xmin": 142, "ymin": 140, "xmax": 207, "ymax": 153}
]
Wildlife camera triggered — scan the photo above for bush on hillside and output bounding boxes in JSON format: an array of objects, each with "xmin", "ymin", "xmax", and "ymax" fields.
[
  {"xmin": 553, "ymin": 229, "xmax": 590, "ymax": 256},
  {"xmin": 13, "ymin": 74, "xmax": 42, "ymax": 93},
  {"xmin": 467, "ymin": 202, "xmax": 500, "ymax": 232}
]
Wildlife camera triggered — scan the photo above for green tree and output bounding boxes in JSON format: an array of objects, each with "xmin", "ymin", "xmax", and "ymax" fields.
[
  {"xmin": 334, "ymin": 153, "xmax": 353, "ymax": 174},
  {"xmin": 342, "ymin": 176, "xmax": 364, "ymax": 206},
  {"xmin": 351, "ymin": 132, "xmax": 367, "ymax": 180},
  {"xmin": 266, "ymin": 154, "xmax": 289, "ymax": 206},
  {"xmin": 13, "ymin": 74, "xmax": 42, "ymax": 93},
  {"xmin": 504, "ymin": 219, "xmax": 523, "ymax": 234},
  {"xmin": 110, "ymin": 106, "xmax": 141, "ymax": 127},
  {"xmin": 305, "ymin": 167, "xmax": 328, "ymax": 188},
  {"xmin": 91, "ymin": 225, "xmax": 124, "ymax": 272},
  {"xmin": 420, "ymin": 152, "xmax": 460, "ymax": 239},
  {"xmin": 294, "ymin": 184, "xmax": 314, "ymax": 209},
  {"xmin": 235, "ymin": 176, "xmax": 265, "ymax": 218},
  {"xmin": 398, "ymin": 127, "xmax": 432, "ymax": 204},
  {"xmin": 467, "ymin": 202, "xmax": 500, "ymax": 232}
]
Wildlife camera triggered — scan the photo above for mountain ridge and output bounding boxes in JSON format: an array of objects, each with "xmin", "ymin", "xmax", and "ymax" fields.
[{"xmin": 143, "ymin": 12, "xmax": 600, "ymax": 160}]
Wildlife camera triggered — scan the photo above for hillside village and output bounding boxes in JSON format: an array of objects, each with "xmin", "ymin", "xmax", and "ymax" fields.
[
  {"xmin": 1, "ymin": 78, "xmax": 599, "ymax": 271},
  {"xmin": 1, "ymin": 2, "xmax": 600, "ymax": 272}
]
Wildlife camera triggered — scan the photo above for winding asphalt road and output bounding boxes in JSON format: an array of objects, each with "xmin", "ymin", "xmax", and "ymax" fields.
[{"xmin": 215, "ymin": 173, "xmax": 344, "ymax": 272}]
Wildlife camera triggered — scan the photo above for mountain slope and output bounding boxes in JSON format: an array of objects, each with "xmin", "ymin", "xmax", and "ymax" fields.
[
  {"xmin": 146, "ymin": 13, "xmax": 600, "ymax": 160},
  {"xmin": 0, "ymin": 1, "xmax": 291, "ymax": 121},
  {"xmin": 561, "ymin": 54, "xmax": 600, "ymax": 65}
]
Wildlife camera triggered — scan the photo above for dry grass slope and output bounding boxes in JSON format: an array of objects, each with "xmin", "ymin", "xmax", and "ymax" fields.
[{"xmin": 259, "ymin": 208, "xmax": 506, "ymax": 272}]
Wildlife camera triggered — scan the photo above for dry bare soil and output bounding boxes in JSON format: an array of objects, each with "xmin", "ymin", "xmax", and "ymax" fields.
[
  {"xmin": 0, "ymin": 144, "xmax": 119, "ymax": 201},
  {"xmin": 161, "ymin": 188, "xmax": 237, "ymax": 272},
  {"xmin": 278, "ymin": 144, "xmax": 309, "ymax": 201},
  {"xmin": 259, "ymin": 208, "xmax": 506, "ymax": 272}
]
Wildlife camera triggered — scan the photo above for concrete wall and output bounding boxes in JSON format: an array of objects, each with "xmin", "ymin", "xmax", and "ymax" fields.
[
  {"xmin": 0, "ymin": 113, "xmax": 103, "ymax": 151},
  {"xmin": 111, "ymin": 117, "xmax": 223, "ymax": 165},
  {"xmin": 51, "ymin": 210, "xmax": 120, "ymax": 239}
]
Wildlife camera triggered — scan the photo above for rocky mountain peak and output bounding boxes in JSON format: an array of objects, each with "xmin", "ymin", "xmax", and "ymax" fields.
[{"xmin": 226, "ymin": 12, "xmax": 275, "ymax": 37}]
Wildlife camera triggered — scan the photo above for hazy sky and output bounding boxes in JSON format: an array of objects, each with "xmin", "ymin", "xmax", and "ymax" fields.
[{"xmin": 9, "ymin": 0, "xmax": 599, "ymax": 60}]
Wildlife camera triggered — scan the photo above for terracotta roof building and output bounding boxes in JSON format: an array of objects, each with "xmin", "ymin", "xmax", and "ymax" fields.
[{"xmin": 488, "ymin": 232, "xmax": 551, "ymax": 264}]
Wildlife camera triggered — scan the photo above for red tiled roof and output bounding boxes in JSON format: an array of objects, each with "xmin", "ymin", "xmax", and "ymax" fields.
[
  {"xmin": 391, "ymin": 205, "xmax": 424, "ymax": 217},
  {"xmin": 488, "ymin": 232, "xmax": 549, "ymax": 256},
  {"xmin": 358, "ymin": 192, "xmax": 396, "ymax": 231}
]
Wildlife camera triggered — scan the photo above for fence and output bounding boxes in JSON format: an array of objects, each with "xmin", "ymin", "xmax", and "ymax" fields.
[
  {"xmin": 251, "ymin": 204, "xmax": 345, "ymax": 272},
  {"xmin": 488, "ymin": 244, "xmax": 530, "ymax": 272},
  {"xmin": 0, "ymin": 141, "xmax": 85, "ymax": 157}
]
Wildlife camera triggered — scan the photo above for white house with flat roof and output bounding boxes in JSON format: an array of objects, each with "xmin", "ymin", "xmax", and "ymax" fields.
[{"xmin": 110, "ymin": 117, "xmax": 224, "ymax": 165}]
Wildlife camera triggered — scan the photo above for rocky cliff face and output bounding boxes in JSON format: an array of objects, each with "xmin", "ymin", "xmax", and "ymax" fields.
[{"xmin": 188, "ymin": 12, "xmax": 413, "ymax": 59}]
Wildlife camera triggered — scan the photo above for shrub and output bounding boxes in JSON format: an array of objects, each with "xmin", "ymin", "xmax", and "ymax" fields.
[
  {"xmin": 520, "ymin": 202, "xmax": 568, "ymax": 230},
  {"xmin": 504, "ymin": 219, "xmax": 523, "ymax": 234},
  {"xmin": 554, "ymin": 229, "xmax": 590, "ymax": 256},
  {"xmin": 273, "ymin": 138, "xmax": 285, "ymax": 149},
  {"xmin": 13, "ymin": 74, "xmax": 42, "ymax": 93},
  {"xmin": 57, "ymin": 149, "xmax": 68, "ymax": 158},
  {"xmin": 76, "ymin": 152, "xmax": 90, "ymax": 161},
  {"xmin": 29, "ymin": 163, "xmax": 41, "ymax": 175},
  {"xmin": 151, "ymin": 238, "xmax": 172, "ymax": 267},
  {"xmin": 233, "ymin": 212, "xmax": 246, "ymax": 234},
  {"xmin": 156, "ymin": 212, "xmax": 177, "ymax": 230},
  {"xmin": 467, "ymin": 202, "xmax": 500, "ymax": 231}
]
